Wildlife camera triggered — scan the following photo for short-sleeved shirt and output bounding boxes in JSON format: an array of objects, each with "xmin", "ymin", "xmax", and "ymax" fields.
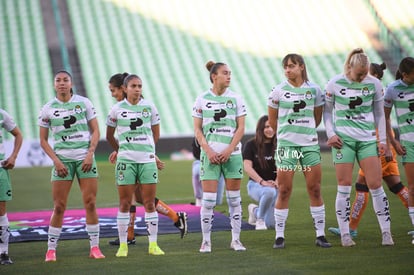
[
  {"xmin": 106, "ymin": 98, "xmax": 160, "ymax": 163},
  {"xmin": 38, "ymin": 94, "xmax": 97, "ymax": 161},
  {"xmin": 384, "ymin": 79, "xmax": 414, "ymax": 143},
  {"xmin": 267, "ymin": 80, "xmax": 324, "ymax": 146},
  {"xmin": 325, "ymin": 74, "xmax": 383, "ymax": 142},
  {"xmin": 242, "ymin": 139, "xmax": 277, "ymax": 181},
  {"xmin": 192, "ymin": 88, "xmax": 247, "ymax": 155},
  {"xmin": 0, "ymin": 109, "xmax": 17, "ymax": 162}
]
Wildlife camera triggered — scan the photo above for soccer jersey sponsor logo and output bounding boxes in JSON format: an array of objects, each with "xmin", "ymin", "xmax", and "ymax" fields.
[
  {"xmin": 348, "ymin": 96, "xmax": 363, "ymax": 109},
  {"xmin": 293, "ymin": 100, "xmax": 306, "ymax": 112}
]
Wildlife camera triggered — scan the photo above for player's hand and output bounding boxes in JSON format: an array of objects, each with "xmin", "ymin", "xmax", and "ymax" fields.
[
  {"xmin": 327, "ymin": 135, "xmax": 342, "ymax": 149},
  {"xmin": 155, "ymin": 156, "xmax": 165, "ymax": 170},
  {"xmin": 54, "ymin": 159, "xmax": 68, "ymax": 178},
  {"xmin": 109, "ymin": 151, "xmax": 117, "ymax": 164},
  {"xmin": 391, "ymin": 140, "xmax": 406, "ymax": 156},
  {"xmin": 378, "ymin": 143, "xmax": 388, "ymax": 157},
  {"xmin": 81, "ymin": 154, "xmax": 93, "ymax": 172},
  {"xmin": 384, "ymin": 146, "xmax": 393, "ymax": 162},
  {"xmin": 1, "ymin": 157, "xmax": 16, "ymax": 169}
]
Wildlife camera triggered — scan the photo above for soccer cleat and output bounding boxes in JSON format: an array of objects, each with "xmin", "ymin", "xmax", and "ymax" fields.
[
  {"xmin": 116, "ymin": 243, "xmax": 128, "ymax": 257},
  {"xmin": 341, "ymin": 234, "xmax": 356, "ymax": 247},
  {"xmin": 199, "ymin": 240, "xmax": 211, "ymax": 253},
  {"xmin": 315, "ymin": 236, "xmax": 332, "ymax": 248},
  {"xmin": 174, "ymin": 212, "xmax": 188, "ymax": 239},
  {"xmin": 255, "ymin": 219, "xmax": 267, "ymax": 230},
  {"xmin": 45, "ymin": 249, "xmax": 56, "ymax": 262},
  {"xmin": 273, "ymin": 237, "xmax": 285, "ymax": 249},
  {"xmin": 0, "ymin": 253, "xmax": 13, "ymax": 265},
  {"xmin": 148, "ymin": 242, "xmax": 165, "ymax": 255},
  {"xmin": 230, "ymin": 239, "xmax": 246, "ymax": 251},
  {"xmin": 89, "ymin": 246, "xmax": 105, "ymax": 259},
  {"xmin": 108, "ymin": 237, "xmax": 136, "ymax": 246},
  {"xmin": 248, "ymin": 203, "xmax": 258, "ymax": 225},
  {"xmin": 328, "ymin": 227, "xmax": 357, "ymax": 238},
  {"xmin": 381, "ymin": 232, "xmax": 394, "ymax": 246}
]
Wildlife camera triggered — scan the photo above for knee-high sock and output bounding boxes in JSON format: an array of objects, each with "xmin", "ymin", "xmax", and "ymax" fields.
[
  {"xmin": 200, "ymin": 192, "xmax": 216, "ymax": 242},
  {"xmin": 274, "ymin": 208, "xmax": 289, "ymax": 239},
  {"xmin": 227, "ymin": 190, "xmax": 242, "ymax": 241},
  {"xmin": 350, "ymin": 183, "xmax": 370, "ymax": 231},
  {"xmin": 86, "ymin": 224, "xmax": 100, "ymax": 248},
  {"xmin": 370, "ymin": 186, "xmax": 391, "ymax": 233},
  {"xmin": 47, "ymin": 226, "xmax": 62, "ymax": 250},
  {"xmin": 117, "ymin": 211, "xmax": 130, "ymax": 243},
  {"xmin": 145, "ymin": 211, "xmax": 159, "ymax": 243},
  {"xmin": 310, "ymin": 205, "xmax": 326, "ymax": 237},
  {"xmin": 336, "ymin": 186, "xmax": 352, "ymax": 236},
  {"xmin": 0, "ymin": 215, "xmax": 9, "ymax": 254}
]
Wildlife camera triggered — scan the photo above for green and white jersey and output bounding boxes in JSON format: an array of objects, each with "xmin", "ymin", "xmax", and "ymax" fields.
[
  {"xmin": 106, "ymin": 98, "xmax": 160, "ymax": 163},
  {"xmin": 38, "ymin": 94, "xmax": 97, "ymax": 161},
  {"xmin": 384, "ymin": 79, "xmax": 414, "ymax": 143},
  {"xmin": 0, "ymin": 109, "xmax": 17, "ymax": 161},
  {"xmin": 267, "ymin": 80, "xmax": 324, "ymax": 146},
  {"xmin": 192, "ymin": 88, "xmax": 247, "ymax": 155},
  {"xmin": 325, "ymin": 74, "xmax": 383, "ymax": 142}
]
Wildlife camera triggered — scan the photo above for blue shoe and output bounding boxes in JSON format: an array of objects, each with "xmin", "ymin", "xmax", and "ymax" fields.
[{"xmin": 328, "ymin": 227, "xmax": 357, "ymax": 238}]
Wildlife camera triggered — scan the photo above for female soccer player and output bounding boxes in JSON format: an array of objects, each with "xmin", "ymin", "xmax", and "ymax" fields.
[
  {"xmin": 106, "ymin": 74, "xmax": 164, "ymax": 256},
  {"xmin": 324, "ymin": 48, "xmax": 393, "ymax": 247},
  {"xmin": 268, "ymin": 53, "xmax": 330, "ymax": 249},
  {"xmin": 384, "ymin": 56, "xmax": 414, "ymax": 244},
  {"xmin": 39, "ymin": 71, "xmax": 105, "ymax": 261},
  {"xmin": 0, "ymin": 109, "xmax": 22, "ymax": 265},
  {"xmin": 193, "ymin": 61, "xmax": 247, "ymax": 253}
]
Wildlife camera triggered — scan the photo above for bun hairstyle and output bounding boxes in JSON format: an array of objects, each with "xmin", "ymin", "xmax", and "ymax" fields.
[
  {"xmin": 344, "ymin": 48, "xmax": 369, "ymax": 74},
  {"xmin": 369, "ymin": 62, "xmax": 386, "ymax": 80},
  {"xmin": 206, "ymin": 60, "xmax": 226, "ymax": 83},
  {"xmin": 109, "ymin": 72, "xmax": 129, "ymax": 88}
]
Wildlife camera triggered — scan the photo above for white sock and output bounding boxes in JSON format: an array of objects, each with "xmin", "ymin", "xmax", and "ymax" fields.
[
  {"xmin": 86, "ymin": 224, "xmax": 100, "ymax": 248},
  {"xmin": 47, "ymin": 226, "xmax": 62, "ymax": 250},
  {"xmin": 370, "ymin": 186, "xmax": 391, "ymax": 233},
  {"xmin": 145, "ymin": 211, "xmax": 158, "ymax": 243},
  {"xmin": 336, "ymin": 186, "xmax": 352, "ymax": 236},
  {"xmin": 117, "ymin": 211, "xmax": 130, "ymax": 243},
  {"xmin": 274, "ymin": 208, "xmax": 289, "ymax": 239},
  {"xmin": 409, "ymin": 207, "xmax": 414, "ymax": 227},
  {"xmin": 310, "ymin": 205, "xmax": 326, "ymax": 237},
  {"xmin": 0, "ymin": 215, "xmax": 9, "ymax": 254},
  {"xmin": 227, "ymin": 190, "xmax": 242, "ymax": 241},
  {"xmin": 200, "ymin": 192, "xmax": 216, "ymax": 242}
]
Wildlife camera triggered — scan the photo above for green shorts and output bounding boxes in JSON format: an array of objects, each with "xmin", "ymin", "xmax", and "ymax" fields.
[
  {"xmin": 115, "ymin": 162, "xmax": 158, "ymax": 185},
  {"xmin": 0, "ymin": 168, "xmax": 12, "ymax": 201},
  {"xmin": 200, "ymin": 152, "xmax": 243, "ymax": 181},
  {"xmin": 51, "ymin": 159, "xmax": 99, "ymax": 181},
  {"xmin": 331, "ymin": 140, "xmax": 378, "ymax": 164},
  {"xmin": 275, "ymin": 145, "xmax": 321, "ymax": 171},
  {"xmin": 401, "ymin": 140, "xmax": 414, "ymax": 163}
]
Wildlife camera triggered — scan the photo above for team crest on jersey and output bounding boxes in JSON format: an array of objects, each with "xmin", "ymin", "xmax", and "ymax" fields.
[
  {"xmin": 118, "ymin": 171, "xmax": 124, "ymax": 181},
  {"xmin": 335, "ymin": 150, "xmax": 343, "ymax": 160},
  {"xmin": 305, "ymin": 91, "xmax": 312, "ymax": 100},
  {"xmin": 142, "ymin": 108, "xmax": 150, "ymax": 118},
  {"xmin": 74, "ymin": 105, "xmax": 82, "ymax": 114},
  {"xmin": 361, "ymin": 87, "xmax": 370, "ymax": 96},
  {"xmin": 226, "ymin": 100, "xmax": 234, "ymax": 109}
]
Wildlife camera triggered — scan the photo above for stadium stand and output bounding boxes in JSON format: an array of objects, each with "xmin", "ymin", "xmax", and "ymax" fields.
[
  {"xmin": 1, "ymin": 0, "xmax": 408, "ymax": 143},
  {"xmin": 0, "ymin": 0, "xmax": 53, "ymax": 140}
]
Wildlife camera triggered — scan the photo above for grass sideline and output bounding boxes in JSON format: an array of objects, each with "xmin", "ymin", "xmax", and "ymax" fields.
[{"xmin": 4, "ymin": 153, "xmax": 413, "ymax": 274}]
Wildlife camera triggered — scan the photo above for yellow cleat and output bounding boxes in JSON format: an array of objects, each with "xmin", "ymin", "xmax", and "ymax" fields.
[
  {"xmin": 116, "ymin": 243, "xmax": 128, "ymax": 257},
  {"xmin": 148, "ymin": 242, "xmax": 165, "ymax": 256}
]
